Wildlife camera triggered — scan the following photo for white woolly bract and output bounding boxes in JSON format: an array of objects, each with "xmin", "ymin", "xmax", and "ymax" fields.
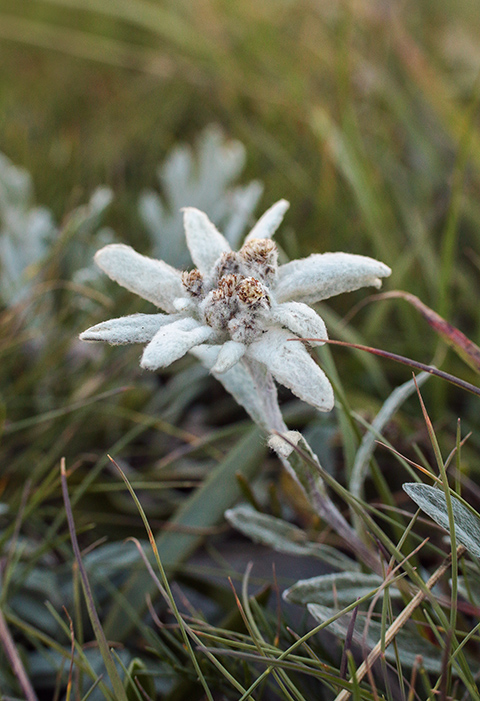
[
  {"xmin": 80, "ymin": 312, "xmax": 175, "ymax": 345},
  {"xmin": 182, "ymin": 207, "xmax": 231, "ymax": 275},
  {"xmin": 212, "ymin": 340, "xmax": 247, "ymax": 373},
  {"xmin": 245, "ymin": 199, "xmax": 289, "ymax": 241},
  {"xmin": 247, "ymin": 328, "xmax": 334, "ymax": 412},
  {"xmin": 275, "ymin": 252, "xmax": 392, "ymax": 304},
  {"xmin": 94, "ymin": 243, "xmax": 183, "ymax": 313},
  {"xmin": 271, "ymin": 301, "xmax": 328, "ymax": 346},
  {"xmin": 140, "ymin": 317, "xmax": 214, "ymax": 370}
]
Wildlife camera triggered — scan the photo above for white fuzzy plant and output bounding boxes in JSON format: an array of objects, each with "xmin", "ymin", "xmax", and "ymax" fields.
[
  {"xmin": 139, "ymin": 125, "xmax": 264, "ymax": 267},
  {"xmin": 80, "ymin": 199, "xmax": 391, "ymax": 559},
  {"xmin": 0, "ymin": 151, "xmax": 113, "ymax": 310},
  {"xmin": 0, "ymin": 152, "xmax": 57, "ymax": 306}
]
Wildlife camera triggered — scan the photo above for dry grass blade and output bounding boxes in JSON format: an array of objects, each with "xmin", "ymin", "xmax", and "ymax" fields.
[
  {"xmin": 0, "ymin": 608, "xmax": 38, "ymax": 701},
  {"xmin": 108, "ymin": 456, "xmax": 215, "ymax": 701},
  {"xmin": 377, "ymin": 291, "xmax": 480, "ymax": 374},
  {"xmin": 333, "ymin": 546, "xmax": 466, "ymax": 701},
  {"xmin": 63, "ymin": 607, "xmax": 75, "ymax": 701},
  {"xmin": 340, "ymin": 605, "xmax": 359, "ymax": 680}
]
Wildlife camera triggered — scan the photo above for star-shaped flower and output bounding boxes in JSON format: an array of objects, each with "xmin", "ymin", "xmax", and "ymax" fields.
[{"xmin": 80, "ymin": 200, "xmax": 391, "ymax": 412}]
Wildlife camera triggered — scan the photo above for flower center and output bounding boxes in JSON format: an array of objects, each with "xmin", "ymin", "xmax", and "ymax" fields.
[{"xmin": 181, "ymin": 238, "xmax": 277, "ymax": 344}]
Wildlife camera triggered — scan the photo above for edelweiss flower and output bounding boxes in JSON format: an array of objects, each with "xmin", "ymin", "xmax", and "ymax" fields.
[{"xmin": 80, "ymin": 200, "xmax": 391, "ymax": 412}]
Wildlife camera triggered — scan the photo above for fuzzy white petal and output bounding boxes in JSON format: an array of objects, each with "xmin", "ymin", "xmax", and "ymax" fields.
[
  {"xmin": 94, "ymin": 244, "xmax": 183, "ymax": 313},
  {"xmin": 245, "ymin": 199, "xmax": 290, "ymax": 241},
  {"xmin": 80, "ymin": 313, "xmax": 177, "ymax": 345},
  {"xmin": 275, "ymin": 252, "xmax": 391, "ymax": 304},
  {"xmin": 183, "ymin": 207, "xmax": 231, "ymax": 275},
  {"xmin": 212, "ymin": 340, "xmax": 246, "ymax": 373},
  {"xmin": 191, "ymin": 344, "xmax": 270, "ymax": 430},
  {"xmin": 141, "ymin": 317, "xmax": 215, "ymax": 370},
  {"xmin": 247, "ymin": 328, "xmax": 334, "ymax": 412},
  {"xmin": 271, "ymin": 302, "xmax": 328, "ymax": 346}
]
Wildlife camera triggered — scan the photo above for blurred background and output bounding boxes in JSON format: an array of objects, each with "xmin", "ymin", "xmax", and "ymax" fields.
[{"xmin": 2, "ymin": 1, "xmax": 480, "ymax": 698}]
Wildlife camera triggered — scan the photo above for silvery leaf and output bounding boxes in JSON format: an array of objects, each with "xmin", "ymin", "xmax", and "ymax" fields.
[
  {"xmin": 225, "ymin": 504, "xmax": 358, "ymax": 571},
  {"xmin": 284, "ymin": 572, "xmax": 401, "ymax": 607},
  {"xmin": 403, "ymin": 483, "xmax": 480, "ymax": 559}
]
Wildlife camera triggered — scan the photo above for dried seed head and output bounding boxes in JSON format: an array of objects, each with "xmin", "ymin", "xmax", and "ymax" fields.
[
  {"xmin": 182, "ymin": 269, "xmax": 204, "ymax": 297},
  {"xmin": 236, "ymin": 277, "xmax": 270, "ymax": 307}
]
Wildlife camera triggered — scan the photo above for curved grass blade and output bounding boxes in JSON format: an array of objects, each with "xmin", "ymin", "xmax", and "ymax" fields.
[
  {"xmin": 298, "ymin": 338, "xmax": 480, "ymax": 397},
  {"xmin": 376, "ymin": 291, "xmax": 480, "ymax": 374}
]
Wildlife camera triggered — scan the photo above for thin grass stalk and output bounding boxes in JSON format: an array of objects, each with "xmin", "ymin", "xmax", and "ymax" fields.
[
  {"xmin": 60, "ymin": 458, "xmax": 128, "ymax": 701},
  {"xmin": 421, "ymin": 609, "xmax": 479, "ymax": 700},
  {"xmin": 414, "ymin": 377, "xmax": 460, "ymax": 693},
  {"xmin": 236, "ymin": 576, "xmax": 406, "ymax": 701},
  {"xmin": 129, "ymin": 537, "xmax": 254, "ymax": 699},
  {"xmin": 303, "ymin": 339, "xmax": 480, "ymax": 398},
  {"xmin": 44, "ymin": 600, "xmax": 115, "ymax": 698},
  {"xmin": 277, "ymin": 433, "xmax": 476, "ymax": 680},
  {"xmin": 109, "ymin": 457, "xmax": 215, "ymax": 701},
  {"xmin": 239, "ymin": 564, "xmax": 308, "ymax": 701}
]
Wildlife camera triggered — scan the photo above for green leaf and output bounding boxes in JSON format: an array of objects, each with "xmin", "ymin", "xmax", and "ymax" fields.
[
  {"xmin": 403, "ymin": 483, "xmax": 480, "ymax": 559},
  {"xmin": 284, "ymin": 572, "xmax": 401, "ymax": 607}
]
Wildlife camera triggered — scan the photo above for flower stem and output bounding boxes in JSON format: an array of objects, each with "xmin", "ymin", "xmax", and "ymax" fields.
[{"xmin": 242, "ymin": 358, "xmax": 378, "ymax": 570}]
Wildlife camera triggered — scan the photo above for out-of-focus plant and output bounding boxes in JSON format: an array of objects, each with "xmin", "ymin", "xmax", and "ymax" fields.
[
  {"xmin": 0, "ymin": 152, "xmax": 57, "ymax": 306},
  {"xmin": 0, "ymin": 151, "xmax": 113, "ymax": 312},
  {"xmin": 139, "ymin": 125, "xmax": 263, "ymax": 267}
]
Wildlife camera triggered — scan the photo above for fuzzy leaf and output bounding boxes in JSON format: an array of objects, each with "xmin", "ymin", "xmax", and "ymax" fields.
[
  {"xmin": 284, "ymin": 572, "xmax": 400, "ymax": 607},
  {"xmin": 225, "ymin": 504, "xmax": 358, "ymax": 571},
  {"xmin": 403, "ymin": 483, "xmax": 480, "ymax": 559}
]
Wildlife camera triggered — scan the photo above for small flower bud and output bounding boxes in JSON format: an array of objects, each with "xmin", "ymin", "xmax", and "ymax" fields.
[
  {"xmin": 228, "ymin": 313, "xmax": 260, "ymax": 344},
  {"xmin": 214, "ymin": 251, "xmax": 242, "ymax": 279},
  {"xmin": 236, "ymin": 277, "xmax": 270, "ymax": 308},
  {"xmin": 202, "ymin": 287, "xmax": 232, "ymax": 330},
  {"xmin": 218, "ymin": 273, "xmax": 240, "ymax": 297},
  {"xmin": 182, "ymin": 269, "xmax": 204, "ymax": 298},
  {"xmin": 240, "ymin": 238, "xmax": 278, "ymax": 282}
]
